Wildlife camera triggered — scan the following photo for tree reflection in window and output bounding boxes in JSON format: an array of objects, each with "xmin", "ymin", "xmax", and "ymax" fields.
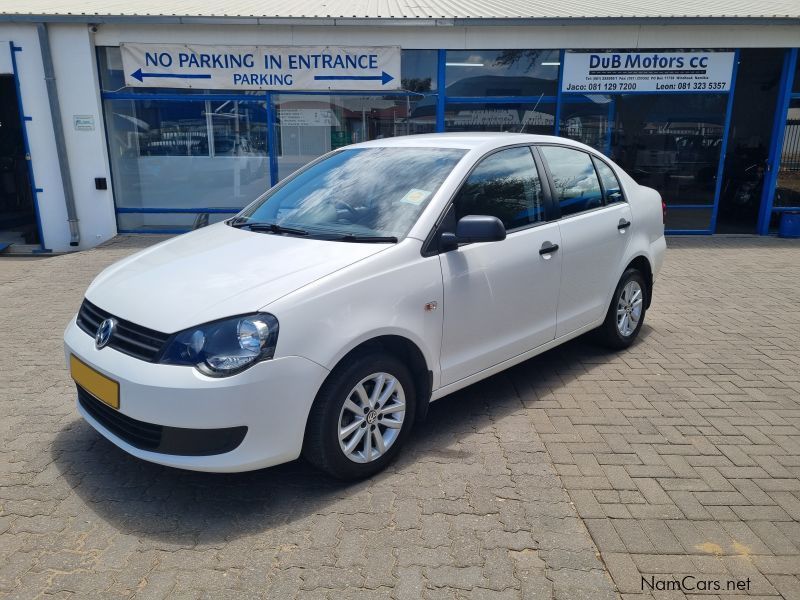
[
  {"xmin": 455, "ymin": 147, "xmax": 543, "ymax": 230},
  {"xmin": 540, "ymin": 146, "xmax": 604, "ymax": 216}
]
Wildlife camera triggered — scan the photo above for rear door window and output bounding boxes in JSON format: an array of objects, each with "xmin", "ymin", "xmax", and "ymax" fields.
[{"xmin": 593, "ymin": 157, "xmax": 624, "ymax": 204}]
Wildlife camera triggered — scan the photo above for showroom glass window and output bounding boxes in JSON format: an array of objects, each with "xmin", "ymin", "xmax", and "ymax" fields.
[
  {"xmin": 774, "ymin": 58, "xmax": 800, "ymax": 209},
  {"xmin": 444, "ymin": 50, "xmax": 559, "ymax": 135},
  {"xmin": 99, "ymin": 47, "xmax": 269, "ymax": 231},
  {"xmin": 103, "ymin": 97, "xmax": 269, "ymax": 231},
  {"xmin": 454, "ymin": 146, "xmax": 544, "ymax": 230},
  {"xmin": 560, "ymin": 92, "xmax": 728, "ymax": 230},
  {"xmin": 272, "ymin": 50, "xmax": 438, "ymax": 179},
  {"xmin": 99, "ymin": 46, "xmax": 439, "ymax": 213},
  {"xmin": 444, "ymin": 101, "xmax": 556, "ymax": 134},
  {"xmin": 272, "ymin": 93, "xmax": 435, "ymax": 178},
  {"xmin": 445, "ymin": 50, "xmax": 559, "ymax": 96}
]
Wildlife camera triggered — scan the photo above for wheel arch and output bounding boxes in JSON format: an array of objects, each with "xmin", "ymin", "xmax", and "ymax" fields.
[
  {"xmin": 624, "ymin": 254, "xmax": 654, "ymax": 308},
  {"xmin": 323, "ymin": 334, "xmax": 433, "ymax": 423}
]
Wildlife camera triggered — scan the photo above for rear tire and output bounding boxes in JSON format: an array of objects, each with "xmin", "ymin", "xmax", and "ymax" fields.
[
  {"xmin": 597, "ymin": 268, "xmax": 647, "ymax": 349},
  {"xmin": 303, "ymin": 351, "xmax": 416, "ymax": 480}
]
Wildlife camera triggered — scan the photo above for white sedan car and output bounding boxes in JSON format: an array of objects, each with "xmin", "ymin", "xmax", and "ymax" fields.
[{"xmin": 64, "ymin": 133, "xmax": 666, "ymax": 479}]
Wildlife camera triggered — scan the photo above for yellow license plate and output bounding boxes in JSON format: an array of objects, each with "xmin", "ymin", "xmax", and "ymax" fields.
[{"xmin": 70, "ymin": 355, "xmax": 120, "ymax": 410}]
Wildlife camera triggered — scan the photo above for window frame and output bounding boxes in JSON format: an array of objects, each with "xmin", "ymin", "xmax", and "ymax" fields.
[
  {"xmin": 421, "ymin": 143, "xmax": 559, "ymax": 257},
  {"xmin": 534, "ymin": 143, "xmax": 626, "ymax": 221}
]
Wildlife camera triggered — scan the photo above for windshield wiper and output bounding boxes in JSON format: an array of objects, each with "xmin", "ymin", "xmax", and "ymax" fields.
[
  {"xmin": 229, "ymin": 220, "xmax": 309, "ymax": 236},
  {"xmin": 336, "ymin": 234, "xmax": 398, "ymax": 243}
]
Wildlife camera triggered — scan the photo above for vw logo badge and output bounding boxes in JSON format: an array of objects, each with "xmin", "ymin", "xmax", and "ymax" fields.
[{"xmin": 95, "ymin": 318, "xmax": 117, "ymax": 349}]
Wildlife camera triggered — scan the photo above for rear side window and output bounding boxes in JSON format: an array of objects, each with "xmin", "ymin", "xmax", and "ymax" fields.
[
  {"xmin": 539, "ymin": 146, "xmax": 603, "ymax": 217},
  {"xmin": 454, "ymin": 146, "xmax": 544, "ymax": 230},
  {"xmin": 593, "ymin": 157, "xmax": 624, "ymax": 204}
]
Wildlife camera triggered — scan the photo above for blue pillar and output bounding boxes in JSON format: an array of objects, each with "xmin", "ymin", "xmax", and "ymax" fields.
[
  {"xmin": 709, "ymin": 49, "xmax": 740, "ymax": 235},
  {"xmin": 436, "ymin": 49, "xmax": 446, "ymax": 132},
  {"xmin": 265, "ymin": 92, "xmax": 279, "ymax": 186},
  {"xmin": 9, "ymin": 42, "xmax": 48, "ymax": 250},
  {"xmin": 757, "ymin": 48, "xmax": 798, "ymax": 235},
  {"xmin": 554, "ymin": 49, "xmax": 565, "ymax": 136}
]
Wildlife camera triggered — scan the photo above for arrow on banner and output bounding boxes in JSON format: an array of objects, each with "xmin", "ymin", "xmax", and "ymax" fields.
[
  {"xmin": 131, "ymin": 69, "xmax": 212, "ymax": 82},
  {"xmin": 313, "ymin": 71, "xmax": 395, "ymax": 85}
]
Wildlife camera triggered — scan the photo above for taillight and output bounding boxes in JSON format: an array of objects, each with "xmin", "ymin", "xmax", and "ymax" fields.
[{"xmin": 662, "ymin": 201, "xmax": 667, "ymax": 224}]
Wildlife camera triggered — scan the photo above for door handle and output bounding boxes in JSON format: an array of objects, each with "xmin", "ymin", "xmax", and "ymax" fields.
[
  {"xmin": 617, "ymin": 219, "xmax": 631, "ymax": 230},
  {"xmin": 539, "ymin": 242, "xmax": 559, "ymax": 256}
]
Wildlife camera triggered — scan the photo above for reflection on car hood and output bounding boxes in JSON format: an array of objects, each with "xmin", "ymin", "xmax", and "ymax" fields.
[{"xmin": 85, "ymin": 223, "xmax": 389, "ymax": 333}]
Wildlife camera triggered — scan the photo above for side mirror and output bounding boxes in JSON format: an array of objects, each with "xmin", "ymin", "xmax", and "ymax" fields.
[{"xmin": 440, "ymin": 215, "xmax": 506, "ymax": 251}]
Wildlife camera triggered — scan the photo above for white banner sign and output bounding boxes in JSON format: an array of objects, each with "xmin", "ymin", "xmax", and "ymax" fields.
[
  {"xmin": 121, "ymin": 43, "xmax": 401, "ymax": 91},
  {"xmin": 278, "ymin": 108, "xmax": 341, "ymax": 127},
  {"xmin": 562, "ymin": 51, "xmax": 735, "ymax": 94}
]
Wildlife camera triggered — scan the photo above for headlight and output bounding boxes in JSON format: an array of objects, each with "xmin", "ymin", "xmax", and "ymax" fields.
[{"xmin": 160, "ymin": 313, "xmax": 279, "ymax": 376}]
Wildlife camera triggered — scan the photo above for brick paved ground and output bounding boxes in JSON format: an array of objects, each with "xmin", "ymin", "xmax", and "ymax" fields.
[{"xmin": 1, "ymin": 236, "xmax": 799, "ymax": 599}]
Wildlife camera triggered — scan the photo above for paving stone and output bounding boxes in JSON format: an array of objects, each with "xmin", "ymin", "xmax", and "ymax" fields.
[
  {"xmin": 729, "ymin": 479, "xmax": 775, "ymax": 506},
  {"xmin": 601, "ymin": 552, "xmax": 641, "ymax": 593},
  {"xmin": 567, "ymin": 490, "xmax": 605, "ymax": 519},
  {"xmin": 666, "ymin": 491, "xmax": 712, "ymax": 520},
  {"xmin": 731, "ymin": 505, "xmax": 793, "ymax": 522},
  {"xmin": 583, "ymin": 519, "xmax": 627, "ymax": 553},
  {"xmin": 549, "ymin": 569, "xmax": 616, "ymax": 600},
  {"xmin": 3, "ymin": 235, "xmax": 800, "ymax": 599},
  {"xmin": 768, "ymin": 491, "xmax": 800, "ymax": 520},
  {"xmin": 611, "ymin": 520, "xmax": 658, "ymax": 554},
  {"xmin": 633, "ymin": 479, "xmax": 672, "ymax": 505},
  {"xmin": 638, "ymin": 520, "xmax": 685, "ymax": 555},
  {"xmin": 765, "ymin": 574, "xmax": 800, "ymax": 600},
  {"xmin": 746, "ymin": 520, "xmax": 800, "ymax": 555}
]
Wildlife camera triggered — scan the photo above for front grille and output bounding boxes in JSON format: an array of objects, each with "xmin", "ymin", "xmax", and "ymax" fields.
[
  {"xmin": 76, "ymin": 299, "xmax": 170, "ymax": 362},
  {"xmin": 78, "ymin": 386, "xmax": 248, "ymax": 456}
]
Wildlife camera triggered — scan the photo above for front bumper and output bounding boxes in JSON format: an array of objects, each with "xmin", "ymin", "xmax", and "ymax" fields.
[{"xmin": 64, "ymin": 316, "xmax": 329, "ymax": 472}]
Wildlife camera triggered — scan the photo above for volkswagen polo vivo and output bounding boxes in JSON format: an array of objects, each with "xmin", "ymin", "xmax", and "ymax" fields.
[{"xmin": 64, "ymin": 133, "xmax": 666, "ymax": 479}]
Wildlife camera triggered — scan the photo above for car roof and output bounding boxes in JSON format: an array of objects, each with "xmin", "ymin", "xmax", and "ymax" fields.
[{"xmin": 348, "ymin": 132, "xmax": 596, "ymax": 153}]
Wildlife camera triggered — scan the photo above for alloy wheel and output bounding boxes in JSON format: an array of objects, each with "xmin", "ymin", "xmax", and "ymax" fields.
[
  {"xmin": 338, "ymin": 372, "xmax": 406, "ymax": 463},
  {"xmin": 616, "ymin": 280, "xmax": 643, "ymax": 337}
]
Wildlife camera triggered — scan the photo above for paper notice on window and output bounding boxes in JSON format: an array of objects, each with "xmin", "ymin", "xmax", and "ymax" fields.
[{"xmin": 400, "ymin": 189, "xmax": 431, "ymax": 205}]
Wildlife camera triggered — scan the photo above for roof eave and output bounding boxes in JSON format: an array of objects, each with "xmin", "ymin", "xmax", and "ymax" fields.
[{"xmin": 0, "ymin": 14, "xmax": 799, "ymax": 26}]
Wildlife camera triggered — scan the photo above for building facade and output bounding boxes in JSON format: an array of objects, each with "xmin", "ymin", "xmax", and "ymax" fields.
[{"xmin": 1, "ymin": 2, "xmax": 799, "ymax": 251}]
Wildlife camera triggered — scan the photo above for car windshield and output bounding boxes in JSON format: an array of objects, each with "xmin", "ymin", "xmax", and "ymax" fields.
[{"xmin": 234, "ymin": 147, "xmax": 467, "ymax": 240}]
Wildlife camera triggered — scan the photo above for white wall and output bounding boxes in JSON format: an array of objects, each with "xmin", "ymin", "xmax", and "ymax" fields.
[
  {"xmin": 0, "ymin": 23, "xmax": 116, "ymax": 252},
  {"xmin": 49, "ymin": 24, "xmax": 117, "ymax": 249},
  {"xmin": 1, "ymin": 24, "xmax": 70, "ymax": 251}
]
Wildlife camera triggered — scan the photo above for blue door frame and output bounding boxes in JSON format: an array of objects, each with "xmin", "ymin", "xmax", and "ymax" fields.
[
  {"xmin": 757, "ymin": 48, "xmax": 799, "ymax": 235},
  {"xmin": 7, "ymin": 42, "xmax": 48, "ymax": 250},
  {"xmin": 98, "ymin": 47, "xmax": 798, "ymax": 236}
]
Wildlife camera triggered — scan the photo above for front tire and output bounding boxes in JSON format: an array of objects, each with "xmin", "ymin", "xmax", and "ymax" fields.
[
  {"xmin": 597, "ymin": 268, "xmax": 647, "ymax": 349},
  {"xmin": 303, "ymin": 352, "xmax": 416, "ymax": 480}
]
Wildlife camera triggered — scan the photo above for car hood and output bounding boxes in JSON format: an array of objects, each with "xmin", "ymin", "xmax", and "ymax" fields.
[{"xmin": 85, "ymin": 223, "xmax": 389, "ymax": 333}]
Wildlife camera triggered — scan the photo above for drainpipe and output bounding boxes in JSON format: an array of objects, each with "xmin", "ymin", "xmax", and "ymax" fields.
[{"xmin": 36, "ymin": 23, "xmax": 80, "ymax": 247}]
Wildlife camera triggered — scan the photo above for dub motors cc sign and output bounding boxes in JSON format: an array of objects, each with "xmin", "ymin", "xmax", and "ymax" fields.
[
  {"xmin": 120, "ymin": 43, "xmax": 401, "ymax": 91},
  {"xmin": 562, "ymin": 51, "xmax": 736, "ymax": 94}
]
